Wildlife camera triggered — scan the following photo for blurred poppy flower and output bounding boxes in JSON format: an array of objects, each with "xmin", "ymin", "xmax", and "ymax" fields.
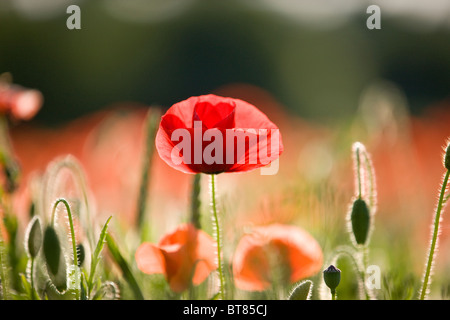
[
  {"xmin": 232, "ymin": 224, "xmax": 323, "ymax": 291},
  {"xmin": 0, "ymin": 83, "xmax": 43, "ymax": 121},
  {"xmin": 155, "ymin": 94, "xmax": 283, "ymax": 174},
  {"xmin": 135, "ymin": 223, "xmax": 217, "ymax": 293}
]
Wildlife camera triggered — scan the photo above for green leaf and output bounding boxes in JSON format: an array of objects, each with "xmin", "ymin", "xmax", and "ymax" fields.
[
  {"xmin": 106, "ymin": 233, "xmax": 144, "ymax": 300},
  {"xmin": 87, "ymin": 216, "xmax": 112, "ymax": 295},
  {"xmin": 289, "ymin": 280, "xmax": 313, "ymax": 300},
  {"xmin": 20, "ymin": 273, "xmax": 39, "ymax": 300}
]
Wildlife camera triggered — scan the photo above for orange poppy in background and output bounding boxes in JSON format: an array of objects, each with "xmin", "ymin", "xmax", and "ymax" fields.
[
  {"xmin": 232, "ymin": 224, "xmax": 323, "ymax": 291},
  {"xmin": 135, "ymin": 223, "xmax": 217, "ymax": 293}
]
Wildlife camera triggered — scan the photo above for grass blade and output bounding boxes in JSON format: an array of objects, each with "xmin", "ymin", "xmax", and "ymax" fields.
[
  {"xmin": 106, "ymin": 233, "xmax": 144, "ymax": 300},
  {"xmin": 88, "ymin": 215, "xmax": 112, "ymax": 296}
]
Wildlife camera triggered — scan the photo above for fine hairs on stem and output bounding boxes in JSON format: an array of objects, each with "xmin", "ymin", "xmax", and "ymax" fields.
[
  {"xmin": 209, "ymin": 174, "xmax": 225, "ymax": 300},
  {"xmin": 49, "ymin": 198, "xmax": 81, "ymax": 299},
  {"xmin": 419, "ymin": 140, "xmax": 450, "ymax": 299},
  {"xmin": 336, "ymin": 142, "xmax": 377, "ymax": 300},
  {"xmin": 41, "ymin": 156, "xmax": 95, "ymax": 250}
]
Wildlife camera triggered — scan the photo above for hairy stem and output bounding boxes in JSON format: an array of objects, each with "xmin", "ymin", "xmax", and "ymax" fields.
[
  {"xmin": 190, "ymin": 174, "xmax": 202, "ymax": 229},
  {"xmin": 355, "ymin": 147, "xmax": 362, "ymax": 199},
  {"xmin": 329, "ymin": 245, "xmax": 371, "ymax": 300},
  {"xmin": 0, "ymin": 216, "xmax": 8, "ymax": 300},
  {"xmin": 136, "ymin": 108, "xmax": 160, "ymax": 231},
  {"xmin": 210, "ymin": 174, "xmax": 225, "ymax": 299},
  {"xmin": 419, "ymin": 170, "xmax": 450, "ymax": 300},
  {"xmin": 51, "ymin": 198, "xmax": 79, "ymax": 300}
]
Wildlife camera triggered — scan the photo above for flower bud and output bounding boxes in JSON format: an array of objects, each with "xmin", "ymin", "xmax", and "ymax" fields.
[
  {"xmin": 350, "ymin": 198, "xmax": 371, "ymax": 245},
  {"xmin": 76, "ymin": 243, "xmax": 85, "ymax": 267},
  {"xmin": 323, "ymin": 265, "xmax": 341, "ymax": 292},
  {"xmin": 43, "ymin": 226, "xmax": 67, "ymax": 292},
  {"xmin": 24, "ymin": 216, "xmax": 42, "ymax": 258},
  {"xmin": 445, "ymin": 142, "xmax": 450, "ymax": 171}
]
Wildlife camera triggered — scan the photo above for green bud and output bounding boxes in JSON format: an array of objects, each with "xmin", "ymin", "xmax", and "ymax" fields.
[
  {"xmin": 25, "ymin": 216, "xmax": 42, "ymax": 258},
  {"xmin": 43, "ymin": 226, "xmax": 67, "ymax": 292},
  {"xmin": 288, "ymin": 280, "xmax": 313, "ymax": 300},
  {"xmin": 76, "ymin": 243, "xmax": 85, "ymax": 267},
  {"xmin": 350, "ymin": 198, "xmax": 371, "ymax": 245},
  {"xmin": 323, "ymin": 265, "xmax": 341, "ymax": 292},
  {"xmin": 2, "ymin": 158, "xmax": 20, "ymax": 193}
]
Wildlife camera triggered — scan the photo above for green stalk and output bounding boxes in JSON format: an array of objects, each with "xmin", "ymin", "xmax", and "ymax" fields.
[
  {"xmin": 105, "ymin": 233, "xmax": 144, "ymax": 300},
  {"xmin": 136, "ymin": 108, "xmax": 160, "ymax": 232},
  {"xmin": 210, "ymin": 174, "xmax": 225, "ymax": 300},
  {"xmin": 87, "ymin": 215, "xmax": 112, "ymax": 298},
  {"xmin": 331, "ymin": 290, "xmax": 336, "ymax": 300},
  {"xmin": 355, "ymin": 146, "xmax": 362, "ymax": 199},
  {"xmin": 0, "ymin": 217, "xmax": 8, "ymax": 300},
  {"xmin": 329, "ymin": 245, "xmax": 370, "ymax": 300},
  {"xmin": 42, "ymin": 157, "xmax": 94, "ymax": 250},
  {"xmin": 51, "ymin": 198, "xmax": 81, "ymax": 299},
  {"xmin": 51, "ymin": 199, "xmax": 78, "ymax": 268},
  {"xmin": 419, "ymin": 169, "xmax": 450, "ymax": 300},
  {"xmin": 28, "ymin": 257, "xmax": 40, "ymax": 300},
  {"xmin": 190, "ymin": 174, "xmax": 202, "ymax": 229}
]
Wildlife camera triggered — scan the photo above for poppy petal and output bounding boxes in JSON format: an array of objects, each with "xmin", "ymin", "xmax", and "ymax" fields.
[
  {"xmin": 232, "ymin": 234, "xmax": 271, "ymax": 291},
  {"xmin": 135, "ymin": 243, "xmax": 166, "ymax": 275},
  {"xmin": 232, "ymin": 224, "xmax": 323, "ymax": 291},
  {"xmin": 155, "ymin": 94, "xmax": 283, "ymax": 174}
]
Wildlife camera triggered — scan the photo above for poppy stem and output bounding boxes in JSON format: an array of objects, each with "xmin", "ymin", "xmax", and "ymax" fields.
[
  {"xmin": 209, "ymin": 174, "xmax": 225, "ymax": 300},
  {"xmin": 51, "ymin": 198, "xmax": 81, "ymax": 300},
  {"xmin": 419, "ymin": 169, "xmax": 450, "ymax": 300},
  {"xmin": 0, "ymin": 209, "xmax": 9, "ymax": 300},
  {"xmin": 355, "ymin": 145, "xmax": 363, "ymax": 199},
  {"xmin": 190, "ymin": 174, "xmax": 202, "ymax": 229},
  {"xmin": 51, "ymin": 198, "xmax": 78, "ymax": 269},
  {"xmin": 136, "ymin": 108, "xmax": 160, "ymax": 234}
]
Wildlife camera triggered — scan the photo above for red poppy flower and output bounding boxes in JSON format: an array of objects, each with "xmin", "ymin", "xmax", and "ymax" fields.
[
  {"xmin": 135, "ymin": 223, "xmax": 217, "ymax": 293},
  {"xmin": 232, "ymin": 224, "xmax": 323, "ymax": 291},
  {"xmin": 155, "ymin": 94, "xmax": 283, "ymax": 174}
]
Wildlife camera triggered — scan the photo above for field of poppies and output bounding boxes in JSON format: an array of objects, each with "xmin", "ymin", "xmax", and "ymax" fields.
[
  {"xmin": 1, "ymin": 76, "xmax": 450, "ymax": 301},
  {"xmin": 1, "ymin": 1, "xmax": 450, "ymax": 303}
]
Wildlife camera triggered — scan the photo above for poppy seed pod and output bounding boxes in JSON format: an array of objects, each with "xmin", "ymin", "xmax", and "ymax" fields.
[
  {"xmin": 350, "ymin": 198, "xmax": 371, "ymax": 245},
  {"xmin": 323, "ymin": 265, "xmax": 341, "ymax": 292}
]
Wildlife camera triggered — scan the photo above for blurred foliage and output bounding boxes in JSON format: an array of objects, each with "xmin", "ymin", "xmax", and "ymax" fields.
[{"xmin": 0, "ymin": 1, "xmax": 449, "ymax": 126}]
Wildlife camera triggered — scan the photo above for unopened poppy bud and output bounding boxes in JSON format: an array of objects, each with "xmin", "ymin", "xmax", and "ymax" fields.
[
  {"xmin": 288, "ymin": 280, "xmax": 313, "ymax": 300},
  {"xmin": 43, "ymin": 226, "xmax": 67, "ymax": 292},
  {"xmin": 24, "ymin": 216, "xmax": 42, "ymax": 258},
  {"xmin": 445, "ymin": 142, "xmax": 450, "ymax": 171},
  {"xmin": 76, "ymin": 243, "xmax": 85, "ymax": 267},
  {"xmin": 323, "ymin": 265, "xmax": 341, "ymax": 292},
  {"xmin": 350, "ymin": 198, "xmax": 371, "ymax": 245}
]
